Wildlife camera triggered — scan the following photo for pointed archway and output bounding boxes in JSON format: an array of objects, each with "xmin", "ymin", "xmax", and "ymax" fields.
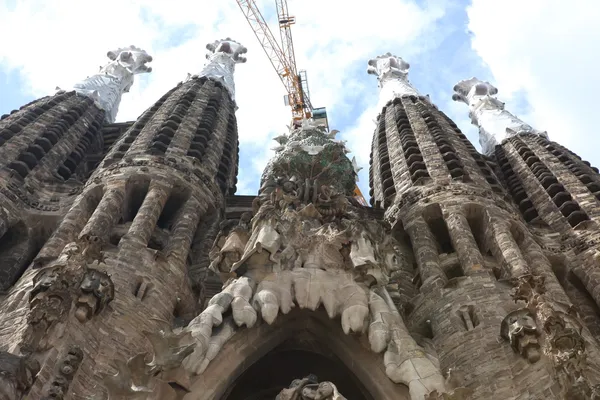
[{"xmin": 184, "ymin": 308, "xmax": 410, "ymax": 400}]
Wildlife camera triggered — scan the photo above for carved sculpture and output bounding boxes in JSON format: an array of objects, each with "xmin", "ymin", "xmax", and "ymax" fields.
[
  {"xmin": 367, "ymin": 53, "xmax": 421, "ymax": 110},
  {"xmin": 0, "ymin": 352, "xmax": 40, "ymax": 400},
  {"xmin": 74, "ymin": 265, "xmax": 115, "ymax": 323},
  {"xmin": 500, "ymin": 308, "xmax": 541, "ymax": 363},
  {"xmin": 101, "ymin": 326, "xmax": 195, "ymax": 399},
  {"xmin": 183, "ymin": 121, "xmax": 447, "ymax": 399},
  {"xmin": 452, "ymin": 77, "xmax": 548, "ymax": 156},
  {"xmin": 71, "ymin": 46, "xmax": 153, "ymax": 123},
  {"xmin": 43, "ymin": 346, "xmax": 84, "ymax": 400},
  {"xmin": 197, "ymin": 38, "xmax": 247, "ymax": 103},
  {"xmin": 276, "ymin": 375, "xmax": 347, "ymax": 400},
  {"xmin": 24, "ymin": 240, "xmax": 114, "ymax": 351},
  {"xmin": 510, "ymin": 275, "xmax": 598, "ymax": 397}
]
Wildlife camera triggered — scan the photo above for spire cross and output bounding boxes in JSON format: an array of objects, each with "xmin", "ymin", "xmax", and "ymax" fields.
[{"xmin": 453, "ymin": 77, "xmax": 547, "ymax": 156}]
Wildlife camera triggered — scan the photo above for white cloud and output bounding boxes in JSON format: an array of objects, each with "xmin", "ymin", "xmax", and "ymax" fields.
[
  {"xmin": 467, "ymin": 0, "xmax": 600, "ymax": 166},
  {"xmin": 0, "ymin": 0, "xmax": 447, "ymax": 194}
]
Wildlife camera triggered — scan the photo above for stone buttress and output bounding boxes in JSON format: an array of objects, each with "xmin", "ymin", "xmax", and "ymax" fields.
[
  {"xmin": 0, "ymin": 47, "xmax": 152, "ymax": 294},
  {"xmin": 0, "ymin": 39, "xmax": 244, "ymax": 399},
  {"xmin": 368, "ymin": 55, "xmax": 600, "ymax": 399}
]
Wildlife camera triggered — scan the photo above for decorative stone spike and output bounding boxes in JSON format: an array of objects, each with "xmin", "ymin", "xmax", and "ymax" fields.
[
  {"xmin": 452, "ymin": 77, "xmax": 548, "ymax": 156},
  {"xmin": 71, "ymin": 45, "xmax": 153, "ymax": 123}
]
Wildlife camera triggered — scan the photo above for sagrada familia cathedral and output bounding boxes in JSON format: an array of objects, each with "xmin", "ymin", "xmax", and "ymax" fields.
[{"xmin": 0, "ymin": 37, "xmax": 600, "ymax": 400}]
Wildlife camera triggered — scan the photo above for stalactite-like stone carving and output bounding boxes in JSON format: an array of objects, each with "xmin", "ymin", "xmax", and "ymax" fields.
[
  {"xmin": 276, "ymin": 375, "xmax": 347, "ymax": 400},
  {"xmin": 452, "ymin": 77, "xmax": 548, "ymax": 156},
  {"xmin": 43, "ymin": 346, "xmax": 83, "ymax": 400},
  {"xmin": 196, "ymin": 38, "xmax": 247, "ymax": 103},
  {"xmin": 500, "ymin": 308, "xmax": 541, "ymax": 363},
  {"xmin": 71, "ymin": 46, "xmax": 152, "ymax": 123},
  {"xmin": 101, "ymin": 326, "xmax": 195, "ymax": 400},
  {"xmin": 0, "ymin": 352, "xmax": 40, "ymax": 400},
  {"xmin": 183, "ymin": 122, "xmax": 447, "ymax": 400}
]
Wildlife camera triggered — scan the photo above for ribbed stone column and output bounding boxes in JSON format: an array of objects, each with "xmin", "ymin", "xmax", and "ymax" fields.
[
  {"xmin": 444, "ymin": 208, "xmax": 485, "ymax": 275},
  {"xmin": 490, "ymin": 220, "xmax": 529, "ymax": 278},
  {"xmin": 406, "ymin": 217, "xmax": 447, "ymax": 289},
  {"xmin": 123, "ymin": 181, "xmax": 172, "ymax": 247},
  {"xmin": 79, "ymin": 182, "xmax": 126, "ymax": 242}
]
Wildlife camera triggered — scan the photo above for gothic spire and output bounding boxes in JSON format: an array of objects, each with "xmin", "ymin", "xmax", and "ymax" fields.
[
  {"xmin": 452, "ymin": 77, "xmax": 548, "ymax": 156},
  {"xmin": 71, "ymin": 45, "xmax": 153, "ymax": 123},
  {"xmin": 197, "ymin": 38, "xmax": 247, "ymax": 104},
  {"xmin": 367, "ymin": 53, "xmax": 421, "ymax": 109}
]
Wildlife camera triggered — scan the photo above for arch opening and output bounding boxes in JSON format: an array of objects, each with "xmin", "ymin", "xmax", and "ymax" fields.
[{"xmin": 223, "ymin": 345, "xmax": 372, "ymax": 400}]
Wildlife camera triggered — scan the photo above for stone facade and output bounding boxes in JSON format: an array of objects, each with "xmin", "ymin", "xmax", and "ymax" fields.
[{"xmin": 0, "ymin": 40, "xmax": 599, "ymax": 400}]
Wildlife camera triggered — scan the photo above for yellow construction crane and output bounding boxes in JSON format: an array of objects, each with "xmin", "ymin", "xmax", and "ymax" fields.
[
  {"xmin": 235, "ymin": 0, "xmax": 368, "ymax": 205},
  {"xmin": 235, "ymin": 0, "xmax": 326, "ymax": 127}
]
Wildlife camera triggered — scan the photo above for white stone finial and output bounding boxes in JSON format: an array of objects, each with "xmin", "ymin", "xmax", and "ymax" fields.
[
  {"xmin": 367, "ymin": 53, "xmax": 421, "ymax": 109},
  {"xmin": 453, "ymin": 77, "xmax": 548, "ymax": 156},
  {"xmin": 71, "ymin": 45, "xmax": 152, "ymax": 123},
  {"xmin": 198, "ymin": 38, "xmax": 247, "ymax": 103}
]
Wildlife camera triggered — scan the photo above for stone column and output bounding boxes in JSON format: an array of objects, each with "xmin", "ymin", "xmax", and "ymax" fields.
[
  {"xmin": 444, "ymin": 208, "xmax": 485, "ymax": 275},
  {"xmin": 166, "ymin": 196, "xmax": 204, "ymax": 265},
  {"xmin": 123, "ymin": 181, "xmax": 173, "ymax": 247},
  {"xmin": 79, "ymin": 181, "xmax": 126, "ymax": 242},
  {"xmin": 406, "ymin": 217, "xmax": 447, "ymax": 289},
  {"xmin": 490, "ymin": 220, "xmax": 529, "ymax": 278}
]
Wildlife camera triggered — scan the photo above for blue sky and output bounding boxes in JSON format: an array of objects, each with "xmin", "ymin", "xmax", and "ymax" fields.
[{"xmin": 1, "ymin": 0, "xmax": 599, "ymax": 199}]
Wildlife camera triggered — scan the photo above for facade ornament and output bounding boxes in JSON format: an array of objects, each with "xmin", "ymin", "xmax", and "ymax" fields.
[
  {"xmin": 500, "ymin": 308, "xmax": 541, "ymax": 363},
  {"xmin": 183, "ymin": 123, "xmax": 447, "ymax": 399},
  {"xmin": 276, "ymin": 375, "xmax": 347, "ymax": 400},
  {"xmin": 452, "ymin": 77, "xmax": 548, "ymax": 156},
  {"xmin": 509, "ymin": 275, "xmax": 598, "ymax": 397},
  {"xmin": 197, "ymin": 38, "xmax": 247, "ymax": 103},
  {"xmin": 74, "ymin": 264, "xmax": 115, "ymax": 323},
  {"xmin": 43, "ymin": 346, "xmax": 84, "ymax": 400},
  {"xmin": 71, "ymin": 46, "xmax": 153, "ymax": 123},
  {"xmin": 367, "ymin": 53, "xmax": 421, "ymax": 110},
  {"xmin": 24, "ymin": 266, "xmax": 76, "ymax": 351},
  {"xmin": 102, "ymin": 326, "xmax": 195, "ymax": 399},
  {"xmin": 24, "ymin": 240, "xmax": 114, "ymax": 351},
  {"xmin": 0, "ymin": 351, "xmax": 40, "ymax": 400}
]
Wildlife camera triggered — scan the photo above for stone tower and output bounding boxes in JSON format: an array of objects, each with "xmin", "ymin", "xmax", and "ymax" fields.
[{"xmin": 1, "ymin": 41, "xmax": 600, "ymax": 400}]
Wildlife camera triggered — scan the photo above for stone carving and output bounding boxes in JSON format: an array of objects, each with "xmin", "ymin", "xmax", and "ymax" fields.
[
  {"xmin": 101, "ymin": 326, "xmax": 195, "ymax": 399},
  {"xmin": 500, "ymin": 308, "xmax": 541, "ymax": 363},
  {"xmin": 510, "ymin": 275, "xmax": 597, "ymax": 397},
  {"xmin": 197, "ymin": 38, "xmax": 247, "ymax": 103},
  {"xmin": 0, "ymin": 351, "xmax": 40, "ymax": 400},
  {"xmin": 71, "ymin": 46, "xmax": 152, "ymax": 123},
  {"xmin": 367, "ymin": 53, "xmax": 420, "ymax": 110},
  {"xmin": 452, "ymin": 77, "xmax": 548, "ymax": 156},
  {"xmin": 44, "ymin": 346, "xmax": 84, "ymax": 400},
  {"xmin": 24, "ymin": 266, "xmax": 75, "ymax": 351},
  {"xmin": 276, "ymin": 375, "xmax": 346, "ymax": 400},
  {"xmin": 24, "ymin": 241, "xmax": 113, "ymax": 351},
  {"xmin": 183, "ymin": 122, "xmax": 447, "ymax": 399},
  {"xmin": 74, "ymin": 265, "xmax": 115, "ymax": 323}
]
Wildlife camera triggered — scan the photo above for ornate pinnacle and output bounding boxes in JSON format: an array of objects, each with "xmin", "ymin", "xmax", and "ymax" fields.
[
  {"xmin": 198, "ymin": 38, "xmax": 247, "ymax": 103},
  {"xmin": 71, "ymin": 46, "xmax": 153, "ymax": 123},
  {"xmin": 452, "ymin": 77, "xmax": 548, "ymax": 156},
  {"xmin": 367, "ymin": 53, "xmax": 421, "ymax": 110}
]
